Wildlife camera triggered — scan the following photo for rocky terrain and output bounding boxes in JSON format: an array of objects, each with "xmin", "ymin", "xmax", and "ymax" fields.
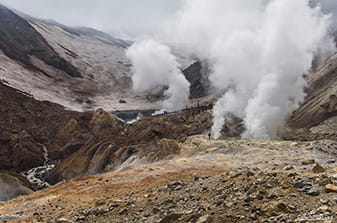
[
  {"xmin": 0, "ymin": 5, "xmax": 80, "ymax": 78},
  {"xmin": 0, "ymin": 82, "xmax": 93, "ymax": 172},
  {"xmin": 0, "ymin": 3, "xmax": 337, "ymax": 223},
  {"xmin": 1, "ymin": 137, "xmax": 337, "ymax": 222},
  {"xmin": 0, "ymin": 71, "xmax": 336, "ymax": 222},
  {"xmin": 286, "ymin": 52, "xmax": 337, "ymax": 141}
]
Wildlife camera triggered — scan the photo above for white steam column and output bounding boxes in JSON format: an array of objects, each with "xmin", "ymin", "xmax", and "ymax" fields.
[
  {"xmin": 163, "ymin": 0, "xmax": 335, "ymax": 139},
  {"xmin": 126, "ymin": 40, "xmax": 190, "ymax": 113}
]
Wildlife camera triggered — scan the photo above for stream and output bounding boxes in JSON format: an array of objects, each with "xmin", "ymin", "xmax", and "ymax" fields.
[{"xmin": 21, "ymin": 144, "xmax": 55, "ymax": 189}]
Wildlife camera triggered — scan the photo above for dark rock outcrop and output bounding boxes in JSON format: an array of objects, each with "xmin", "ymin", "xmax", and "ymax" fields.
[
  {"xmin": 183, "ymin": 61, "xmax": 211, "ymax": 99},
  {"xmin": 0, "ymin": 82, "xmax": 92, "ymax": 172},
  {"xmin": 286, "ymin": 53, "xmax": 337, "ymax": 140},
  {"xmin": 89, "ymin": 108, "xmax": 121, "ymax": 135},
  {"xmin": 0, "ymin": 4, "xmax": 81, "ymax": 77}
]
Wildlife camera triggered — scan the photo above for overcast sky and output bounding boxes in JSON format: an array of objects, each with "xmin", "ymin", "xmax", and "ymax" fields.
[
  {"xmin": 0, "ymin": 0, "xmax": 182, "ymax": 39},
  {"xmin": 0, "ymin": 0, "xmax": 336, "ymax": 39}
]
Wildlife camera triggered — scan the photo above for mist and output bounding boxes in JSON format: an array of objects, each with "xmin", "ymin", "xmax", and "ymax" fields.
[
  {"xmin": 126, "ymin": 40, "xmax": 190, "ymax": 112},
  {"xmin": 170, "ymin": 0, "xmax": 335, "ymax": 139},
  {"xmin": 127, "ymin": 0, "xmax": 335, "ymax": 139},
  {"xmin": 3, "ymin": 0, "xmax": 335, "ymax": 139},
  {"xmin": 0, "ymin": 0, "xmax": 182, "ymax": 39},
  {"xmin": 0, "ymin": 0, "xmax": 337, "ymax": 39}
]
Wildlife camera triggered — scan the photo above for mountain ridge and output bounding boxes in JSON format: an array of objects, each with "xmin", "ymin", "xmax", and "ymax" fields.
[{"xmin": 0, "ymin": 4, "xmax": 81, "ymax": 78}]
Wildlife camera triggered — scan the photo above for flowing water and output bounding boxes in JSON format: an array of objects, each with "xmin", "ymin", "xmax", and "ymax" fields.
[{"xmin": 21, "ymin": 144, "xmax": 55, "ymax": 189}]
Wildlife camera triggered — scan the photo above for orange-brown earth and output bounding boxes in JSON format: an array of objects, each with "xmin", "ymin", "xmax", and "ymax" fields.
[
  {"xmin": 1, "ymin": 52, "xmax": 337, "ymax": 222},
  {"xmin": 0, "ymin": 5, "xmax": 336, "ymax": 220},
  {"xmin": 1, "ymin": 137, "xmax": 337, "ymax": 223},
  {"xmin": 1, "ymin": 54, "xmax": 337, "ymax": 221}
]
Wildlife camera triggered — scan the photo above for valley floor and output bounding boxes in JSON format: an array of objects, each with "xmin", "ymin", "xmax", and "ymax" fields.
[{"xmin": 1, "ymin": 135, "xmax": 337, "ymax": 223}]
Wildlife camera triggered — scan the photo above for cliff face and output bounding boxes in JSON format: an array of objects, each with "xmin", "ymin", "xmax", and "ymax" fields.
[
  {"xmin": 286, "ymin": 52, "xmax": 337, "ymax": 140},
  {"xmin": 182, "ymin": 61, "xmax": 211, "ymax": 99},
  {"xmin": 0, "ymin": 4, "xmax": 81, "ymax": 77},
  {"xmin": 0, "ymin": 82, "xmax": 92, "ymax": 172}
]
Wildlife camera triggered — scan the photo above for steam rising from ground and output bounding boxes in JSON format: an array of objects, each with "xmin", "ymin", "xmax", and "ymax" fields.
[
  {"xmin": 126, "ymin": 0, "xmax": 335, "ymax": 139},
  {"xmin": 126, "ymin": 40, "xmax": 190, "ymax": 112},
  {"xmin": 165, "ymin": 0, "xmax": 335, "ymax": 139}
]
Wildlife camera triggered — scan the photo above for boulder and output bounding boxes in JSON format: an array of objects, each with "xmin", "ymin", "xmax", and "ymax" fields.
[
  {"xmin": 0, "ymin": 173, "xmax": 34, "ymax": 202},
  {"xmin": 325, "ymin": 184, "xmax": 337, "ymax": 193}
]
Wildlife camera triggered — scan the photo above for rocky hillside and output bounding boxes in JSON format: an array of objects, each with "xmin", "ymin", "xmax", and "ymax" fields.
[
  {"xmin": 0, "ymin": 76, "xmax": 215, "ymax": 201},
  {"xmin": 286, "ymin": 52, "xmax": 337, "ymax": 140},
  {"xmin": 0, "ymin": 82, "xmax": 92, "ymax": 172},
  {"xmin": 38, "ymin": 19, "xmax": 131, "ymax": 48},
  {"xmin": 0, "ymin": 4, "xmax": 156, "ymax": 111},
  {"xmin": 0, "ymin": 5, "xmax": 209, "ymax": 112},
  {"xmin": 0, "ymin": 172, "xmax": 34, "ymax": 202},
  {"xmin": 0, "ymin": 4, "xmax": 80, "ymax": 78},
  {"xmin": 46, "ymin": 106, "xmax": 213, "ymax": 184}
]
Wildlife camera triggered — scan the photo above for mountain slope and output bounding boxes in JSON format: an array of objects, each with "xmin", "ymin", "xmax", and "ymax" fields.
[
  {"xmin": 0, "ymin": 5, "xmax": 157, "ymax": 111},
  {"xmin": 0, "ymin": 82, "xmax": 92, "ymax": 172},
  {"xmin": 286, "ymin": 52, "xmax": 337, "ymax": 139},
  {"xmin": 0, "ymin": 4, "xmax": 80, "ymax": 78},
  {"xmin": 39, "ymin": 19, "xmax": 131, "ymax": 48}
]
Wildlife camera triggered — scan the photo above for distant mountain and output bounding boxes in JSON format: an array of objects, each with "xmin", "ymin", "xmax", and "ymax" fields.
[
  {"xmin": 0, "ymin": 4, "xmax": 81, "ymax": 77},
  {"xmin": 0, "ymin": 4, "xmax": 205, "ymax": 112},
  {"xmin": 0, "ymin": 4, "xmax": 156, "ymax": 111},
  {"xmin": 33, "ymin": 19, "xmax": 132, "ymax": 48}
]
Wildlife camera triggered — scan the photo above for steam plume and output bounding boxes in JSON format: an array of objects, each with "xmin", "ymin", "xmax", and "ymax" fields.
[
  {"xmin": 163, "ymin": 0, "xmax": 335, "ymax": 139},
  {"xmin": 126, "ymin": 39, "xmax": 190, "ymax": 112}
]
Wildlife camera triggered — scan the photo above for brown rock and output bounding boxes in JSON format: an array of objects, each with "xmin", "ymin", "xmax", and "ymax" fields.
[
  {"xmin": 197, "ymin": 215, "xmax": 213, "ymax": 223},
  {"xmin": 281, "ymin": 182, "xmax": 291, "ymax": 189},
  {"xmin": 47, "ymin": 138, "xmax": 181, "ymax": 183},
  {"xmin": 159, "ymin": 213, "xmax": 182, "ymax": 223},
  {"xmin": 325, "ymin": 184, "xmax": 337, "ymax": 193},
  {"xmin": 261, "ymin": 201, "xmax": 288, "ymax": 217},
  {"xmin": 58, "ymin": 119, "xmax": 78, "ymax": 138},
  {"xmin": 302, "ymin": 159, "xmax": 315, "ymax": 165},
  {"xmin": 89, "ymin": 108, "xmax": 120, "ymax": 134},
  {"xmin": 312, "ymin": 164, "xmax": 326, "ymax": 173},
  {"xmin": 46, "ymin": 107, "xmax": 212, "ymax": 184},
  {"xmin": 55, "ymin": 218, "xmax": 74, "ymax": 223}
]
